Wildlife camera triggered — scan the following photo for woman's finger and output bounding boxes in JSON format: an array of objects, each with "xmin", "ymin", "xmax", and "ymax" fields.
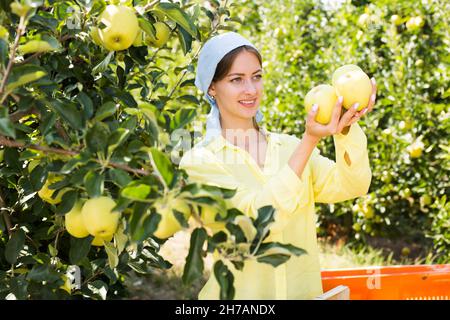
[
  {"xmin": 337, "ymin": 103, "xmax": 359, "ymax": 132},
  {"xmin": 329, "ymin": 96, "xmax": 343, "ymax": 131},
  {"xmin": 306, "ymin": 103, "xmax": 319, "ymax": 124}
]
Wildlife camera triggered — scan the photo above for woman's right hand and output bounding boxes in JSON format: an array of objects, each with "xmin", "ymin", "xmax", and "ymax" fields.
[{"xmin": 304, "ymin": 96, "xmax": 361, "ymax": 140}]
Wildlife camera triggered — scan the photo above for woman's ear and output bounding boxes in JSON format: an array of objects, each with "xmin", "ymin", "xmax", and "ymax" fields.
[{"xmin": 208, "ymin": 84, "xmax": 216, "ymax": 97}]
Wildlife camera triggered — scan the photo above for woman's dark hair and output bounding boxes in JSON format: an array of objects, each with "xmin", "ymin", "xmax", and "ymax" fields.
[{"xmin": 211, "ymin": 45, "xmax": 262, "ymax": 83}]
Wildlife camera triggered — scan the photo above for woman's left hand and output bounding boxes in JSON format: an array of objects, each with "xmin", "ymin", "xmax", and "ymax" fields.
[{"xmin": 338, "ymin": 77, "xmax": 377, "ymax": 134}]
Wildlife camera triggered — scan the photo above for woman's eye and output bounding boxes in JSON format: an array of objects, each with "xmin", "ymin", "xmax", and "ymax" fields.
[{"xmin": 231, "ymin": 78, "xmax": 241, "ymax": 82}]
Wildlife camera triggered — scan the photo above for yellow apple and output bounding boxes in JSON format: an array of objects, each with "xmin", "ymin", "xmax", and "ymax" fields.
[
  {"xmin": 304, "ymin": 84, "xmax": 338, "ymax": 124},
  {"xmin": 332, "ymin": 65, "xmax": 372, "ymax": 111},
  {"xmin": 91, "ymin": 234, "xmax": 114, "ymax": 246},
  {"xmin": 81, "ymin": 196, "xmax": 121, "ymax": 238},
  {"xmin": 38, "ymin": 175, "xmax": 68, "ymax": 205},
  {"xmin": 390, "ymin": 15, "xmax": 402, "ymax": 26},
  {"xmin": 357, "ymin": 13, "xmax": 370, "ymax": 27},
  {"xmin": 89, "ymin": 26, "xmax": 104, "ymax": 46},
  {"xmin": 153, "ymin": 198, "xmax": 191, "ymax": 239},
  {"xmin": 407, "ymin": 140, "xmax": 424, "ymax": 158},
  {"xmin": 145, "ymin": 22, "xmax": 170, "ymax": 48},
  {"xmin": 18, "ymin": 40, "xmax": 55, "ymax": 54},
  {"xmin": 406, "ymin": 16, "xmax": 424, "ymax": 31},
  {"xmin": 362, "ymin": 204, "xmax": 374, "ymax": 219},
  {"xmin": 132, "ymin": 28, "xmax": 144, "ymax": 46},
  {"xmin": 0, "ymin": 26, "xmax": 9, "ymax": 39},
  {"xmin": 65, "ymin": 201, "xmax": 90, "ymax": 238},
  {"xmin": 98, "ymin": 5, "xmax": 139, "ymax": 51},
  {"xmin": 200, "ymin": 204, "xmax": 227, "ymax": 233},
  {"xmin": 331, "ymin": 64, "xmax": 362, "ymax": 85}
]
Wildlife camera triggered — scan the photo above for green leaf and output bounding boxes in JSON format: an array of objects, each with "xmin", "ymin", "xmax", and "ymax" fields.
[
  {"xmin": 0, "ymin": 108, "xmax": 16, "ymax": 138},
  {"xmin": 84, "ymin": 170, "xmax": 104, "ymax": 198},
  {"xmin": 176, "ymin": 24, "xmax": 192, "ymax": 54},
  {"xmin": 213, "ymin": 260, "xmax": 235, "ymax": 300},
  {"xmin": 182, "ymin": 227, "xmax": 207, "ymax": 285},
  {"xmin": 148, "ymin": 147, "xmax": 174, "ymax": 188},
  {"xmin": 108, "ymin": 168, "xmax": 132, "ymax": 187},
  {"xmin": 29, "ymin": 164, "xmax": 47, "ymax": 191},
  {"xmin": 85, "ymin": 122, "xmax": 110, "ymax": 154},
  {"xmin": 27, "ymin": 264, "xmax": 61, "ymax": 283},
  {"xmin": 170, "ymin": 107, "xmax": 196, "ymax": 130},
  {"xmin": 5, "ymin": 229, "xmax": 26, "ymax": 264},
  {"xmin": 107, "ymin": 128, "xmax": 130, "ymax": 156},
  {"xmin": 0, "ymin": 39, "xmax": 8, "ymax": 67},
  {"xmin": 76, "ymin": 92, "xmax": 94, "ymax": 120},
  {"xmin": 92, "ymin": 51, "xmax": 114, "ymax": 74},
  {"xmin": 47, "ymin": 99, "xmax": 83, "ymax": 130},
  {"xmin": 256, "ymin": 242, "xmax": 307, "ymax": 257},
  {"xmin": 56, "ymin": 190, "xmax": 78, "ymax": 215},
  {"xmin": 88, "ymin": 280, "xmax": 108, "ymax": 300},
  {"xmin": 94, "ymin": 101, "xmax": 117, "ymax": 122},
  {"xmin": 153, "ymin": 2, "xmax": 198, "ymax": 38},
  {"xmin": 104, "ymin": 242, "xmax": 118, "ymax": 269},
  {"xmin": 256, "ymin": 254, "xmax": 291, "ymax": 267},
  {"xmin": 9, "ymin": 274, "xmax": 28, "ymax": 299},
  {"xmin": 121, "ymin": 182, "xmax": 151, "ymax": 201},
  {"xmin": 69, "ymin": 236, "xmax": 92, "ymax": 265},
  {"xmin": 138, "ymin": 17, "xmax": 156, "ymax": 41},
  {"xmin": 5, "ymin": 65, "xmax": 47, "ymax": 93}
]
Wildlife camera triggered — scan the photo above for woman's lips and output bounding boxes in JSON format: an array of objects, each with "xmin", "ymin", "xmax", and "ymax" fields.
[{"xmin": 239, "ymin": 99, "xmax": 256, "ymax": 108}]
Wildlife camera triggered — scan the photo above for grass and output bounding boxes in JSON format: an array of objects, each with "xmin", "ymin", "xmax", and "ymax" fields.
[{"xmin": 124, "ymin": 230, "xmax": 441, "ymax": 299}]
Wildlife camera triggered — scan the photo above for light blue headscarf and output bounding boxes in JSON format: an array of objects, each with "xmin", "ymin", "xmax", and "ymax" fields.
[{"xmin": 194, "ymin": 32, "xmax": 264, "ymax": 147}]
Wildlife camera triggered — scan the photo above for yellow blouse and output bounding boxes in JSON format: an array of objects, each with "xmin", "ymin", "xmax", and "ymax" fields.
[{"xmin": 179, "ymin": 123, "xmax": 372, "ymax": 299}]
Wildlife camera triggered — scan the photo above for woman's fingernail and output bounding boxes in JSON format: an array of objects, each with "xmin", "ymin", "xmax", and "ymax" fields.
[
  {"xmin": 371, "ymin": 77, "xmax": 376, "ymax": 85},
  {"xmin": 363, "ymin": 108, "xmax": 368, "ymax": 114},
  {"xmin": 371, "ymin": 94, "xmax": 376, "ymax": 102},
  {"xmin": 338, "ymin": 96, "xmax": 344, "ymax": 104},
  {"xmin": 353, "ymin": 103, "xmax": 360, "ymax": 110},
  {"xmin": 312, "ymin": 104, "xmax": 318, "ymax": 112}
]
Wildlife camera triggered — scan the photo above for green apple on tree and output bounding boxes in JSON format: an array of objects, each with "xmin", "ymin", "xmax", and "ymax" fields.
[
  {"xmin": 304, "ymin": 84, "xmax": 338, "ymax": 125},
  {"xmin": 332, "ymin": 64, "xmax": 372, "ymax": 111},
  {"xmin": 65, "ymin": 201, "xmax": 90, "ymax": 238},
  {"xmin": 153, "ymin": 197, "xmax": 191, "ymax": 239},
  {"xmin": 81, "ymin": 196, "xmax": 121, "ymax": 238},
  {"xmin": 97, "ymin": 5, "xmax": 139, "ymax": 51},
  {"xmin": 38, "ymin": 174, "xmax": 69, "ymax": 205},
  {"xmin": 145, "ymin": 22, "xmax": 171, "ymax": 48}
]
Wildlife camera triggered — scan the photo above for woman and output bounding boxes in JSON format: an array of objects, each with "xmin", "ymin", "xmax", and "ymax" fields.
[{"xmin": 179, "ymin": 32, "xmax": 376, "ymax": 299}]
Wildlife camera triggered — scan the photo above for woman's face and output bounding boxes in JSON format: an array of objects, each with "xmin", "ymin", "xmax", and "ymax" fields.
[{"xmin": 208, "ymin": 50, "xmax": 263, "ymax": 123}]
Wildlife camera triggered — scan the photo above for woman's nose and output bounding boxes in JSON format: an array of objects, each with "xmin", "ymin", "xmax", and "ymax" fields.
[{"xmin": 243, "ymin": 79, "xmax": 257, "ymax": 94}]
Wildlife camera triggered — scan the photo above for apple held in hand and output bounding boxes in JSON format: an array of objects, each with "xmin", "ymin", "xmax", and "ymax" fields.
[
  {"xmin": 304, "ymin": 84, "xmax": 338, "ymax": 125},
  {"xmin": 332, "ymin": 64, "xmax": 372, "ymax": 111},
  {"xmin": 98, "ymin": 5, "xmax": 139, "ymax": 51}
]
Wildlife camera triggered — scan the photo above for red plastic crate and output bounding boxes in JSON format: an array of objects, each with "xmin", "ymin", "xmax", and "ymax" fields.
[{"xmin": 321, "ymin": 264, "xmax": 450, "ymax": 300}]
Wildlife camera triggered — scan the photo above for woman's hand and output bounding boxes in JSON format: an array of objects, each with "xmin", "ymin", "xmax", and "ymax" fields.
[{"xmin": 305, "ymin": 77, "xmax": 377, "ymax": 139}]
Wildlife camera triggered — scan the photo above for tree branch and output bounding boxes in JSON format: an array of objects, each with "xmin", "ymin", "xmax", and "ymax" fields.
[
  {"xmin": 0, "ymin": 135, "xmax": 151, "ymax": 176},
  {"xmin": 0, "ymin": 16, "xmax": 27, "ymax": 104},
  {"xmin": 0, "ymin": 192, "xmax": 13, "ymax": 237}
]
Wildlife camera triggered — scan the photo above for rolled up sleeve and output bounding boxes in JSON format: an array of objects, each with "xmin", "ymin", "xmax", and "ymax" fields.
[{"xmin": 311, "ymin": 123, "xmax": 372, "ymax": 203}]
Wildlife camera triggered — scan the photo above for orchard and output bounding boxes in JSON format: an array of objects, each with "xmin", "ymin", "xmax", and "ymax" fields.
[{"xmin": 0, "ymin": 0, "xmax": 449, "ymax": 301}]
